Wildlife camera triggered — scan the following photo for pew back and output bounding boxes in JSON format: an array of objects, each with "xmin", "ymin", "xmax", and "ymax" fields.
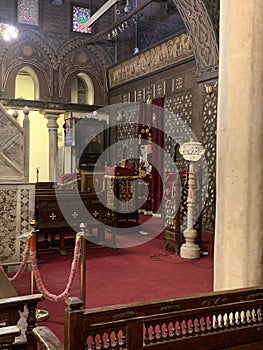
[
  {"xmin": 61, "ymin": 286, "xmax": 263, "ymax": 350},
  {"xmin": 0, "ymin": 293, "xmax": 43, "ymax": 350}
]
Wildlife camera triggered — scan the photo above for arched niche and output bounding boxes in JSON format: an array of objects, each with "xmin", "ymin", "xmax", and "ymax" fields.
[
  {"xmin": 70, "ymin": 72, "xmax": 94, "ymax": 105},
  {"xmin": 15, "ymin": 66, "xmax": 40, "ymax": 100}
]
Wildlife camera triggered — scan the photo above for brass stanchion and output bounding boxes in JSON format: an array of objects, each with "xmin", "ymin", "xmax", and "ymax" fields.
[
  {"xmin": 79, "ymin": 223, "xmax": 87, "ymax": 308},
  {"xmin": 30, "ymin": 220, "xmax": 37, "ymax": 295},
  {"xmin": 30, "ymin": 220, "xmax": 49, "ymax": 322}
]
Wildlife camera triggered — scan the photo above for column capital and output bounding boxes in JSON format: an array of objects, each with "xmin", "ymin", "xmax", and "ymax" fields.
[
  {"xmin": 23, "ymin": 106, "xmax": 30, "ymax": 120},
  {"xmin": 44, "ymin": 113, "xmax": 60, "ymax": 131}
]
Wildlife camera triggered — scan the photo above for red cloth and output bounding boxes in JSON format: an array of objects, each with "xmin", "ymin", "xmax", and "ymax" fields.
[
  {"xmin": 105, "ymin": 166, "xmax": 138, "ymax": 176},
  {"xmin": 138, "ymin": 97, "xmax": 164, "ymax": 214}
]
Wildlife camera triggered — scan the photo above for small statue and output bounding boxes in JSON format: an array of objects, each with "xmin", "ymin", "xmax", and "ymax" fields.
[{"xmin": 139, "ymin": 144, "xmax": 152, "ymax": 178}]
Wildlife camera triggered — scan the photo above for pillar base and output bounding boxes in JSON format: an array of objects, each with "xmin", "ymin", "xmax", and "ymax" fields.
[
  {"xmin": 180, "ymin": 228, "xmax": 201, "ymax": 259},
  {"xmin": 180, "ymin": 243, "xmax": 200, "ymax": 259}
]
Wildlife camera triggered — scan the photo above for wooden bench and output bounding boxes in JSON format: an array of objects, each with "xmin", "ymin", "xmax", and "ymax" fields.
[
  {"xmin": 0, "ymin": 268, "xmax": 44, "ymax": 350},
  {"xmin": 35, "ymin": 181, "xmax": 142, "ymax": 252},
  {"xmin": 0, "ymin": 325, "xmax": 21, "ymax": 349},
  {"xmin": 35, "ymin": 186, "xmax": 116, "ymax": 254},
  {"xmin": 33, "ymin": 285, "xmax": 263, "ymax": 350},
  {"xmin": 0, "ymin": 294, "xmax": 44, "ymax": 350}
]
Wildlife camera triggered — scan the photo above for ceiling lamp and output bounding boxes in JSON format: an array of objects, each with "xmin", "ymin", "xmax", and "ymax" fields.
[{"xmin": 0, "ymin": 23, "xmax": 18, "ymax": 41}]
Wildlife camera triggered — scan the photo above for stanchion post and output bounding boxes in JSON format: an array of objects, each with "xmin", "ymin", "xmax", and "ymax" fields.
[
  {"xmin": 29, "ymin": 220, "xmax": 50, "ymax": 322},
  {"xmin": 80, "ymin": 223, "xmax": 87, "ymax": 307},
  {"xmin": 29, "ymin": 220, "xmax": 37, "ymax": 294}
]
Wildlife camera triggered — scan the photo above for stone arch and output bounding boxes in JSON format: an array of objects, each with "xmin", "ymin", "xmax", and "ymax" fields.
[
  {"xmin": 15, "ymin": 66, "xmax": 40, "ymax": 100},
  {"xmin": 1, "ymin": 38, "xmax": 53, "ymax": 100},
  {"xmin": 58, "ymin": 45, "xmax": 111, "ymax": 105}
]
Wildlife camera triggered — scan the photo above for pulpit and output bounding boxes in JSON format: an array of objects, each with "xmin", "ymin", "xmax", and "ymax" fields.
[
  {"xmin": 104, "ymin": 175, "xmax": 139, "ymax": 224},
  {"xmin": 104, "ymin": 164, "xmax": 139, "ymax": 224}
]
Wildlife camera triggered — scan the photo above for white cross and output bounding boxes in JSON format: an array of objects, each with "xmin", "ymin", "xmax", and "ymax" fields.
[
  {"xmin": 72, "ymin": 211, "xmax": 79, "ymax": 219},
  {"xmin": 50, "ymin": 213, "xmax": 56, "ymax": 220},
  {"xmin": 93, "ymin": 210, "xmax": 99, "ymax": 218}
]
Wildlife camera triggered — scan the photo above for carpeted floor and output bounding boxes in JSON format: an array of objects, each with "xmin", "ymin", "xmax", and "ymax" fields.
[{"xmin": 11, "ymin": 221, "xmax": 214, "ymax": 342}]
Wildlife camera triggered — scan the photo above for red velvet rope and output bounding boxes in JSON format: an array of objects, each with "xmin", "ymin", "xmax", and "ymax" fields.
[
  {"xmin": 30, "ymin": 234, "xmax": 81, "ymax": 301},
  {"xmin": 9, "ymin": 237, "xmax": 30, "ymax": 282}
]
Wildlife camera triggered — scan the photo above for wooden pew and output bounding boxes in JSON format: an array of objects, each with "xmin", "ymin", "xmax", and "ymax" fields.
[
  {"xmin": 0, "ymin": 268, "xmax": 44, "ymax": 350},
  {"xmin": 0, "ymin": 293, "xmax": 44, "ymax": 350},
  {"xmin": 33, "ymin": 285, "xmax": 263, "ymax": 350},
  {"xmin": 35, "ymin": 185, "xmax": 116, "ymax": 254},
  {"xmin": 0, "ymin": 325, "xmax": 21, "ymax": 349}
]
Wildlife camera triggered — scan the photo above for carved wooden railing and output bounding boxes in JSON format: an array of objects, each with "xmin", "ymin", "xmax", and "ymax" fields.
[
  {"xmin": 0, "ymin": 103, "xmax": 29, "ymax": 183},
  {"xmin": 0, "ymin": 293, "xmax": 43, "ymax": 350},
  {"xmin": 33, "ymin": 286, "xmax": 263, "ymax": 350}
]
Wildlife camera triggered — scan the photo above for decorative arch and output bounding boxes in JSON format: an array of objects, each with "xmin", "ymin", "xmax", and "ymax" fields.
[
  {"xmin": 1, "ymin": 32, "xmax": 55, "ymax": 99},
  {"xmin": 15, "ymin": 66, "xmax": 40, "ymax": 100},
  {"xmin": 174, "ymin": 0, "xmax": 219, "ymax": 80},
  {"xmin": 58, "ymin": 45, "xmax": 110, "ymax": 104},
  {"xmin": 1, "ymin": 55, "xmax": 52, "ymax": 100}
]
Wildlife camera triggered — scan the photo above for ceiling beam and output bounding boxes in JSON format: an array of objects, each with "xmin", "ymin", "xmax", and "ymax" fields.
[{"xmin": 86, "ymin": 0, "xmax": 121, "ymax": 28}]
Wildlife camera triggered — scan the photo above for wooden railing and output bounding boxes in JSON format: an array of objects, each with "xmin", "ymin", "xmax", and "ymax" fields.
[
  {"xmin": 0, "ymin": 293, "xmax": 43, "ymax": 350},
  {"xmin": 33, "ymin": 286, "xmax": 263, "ymax": 350},
  {"xmin": 0, "ymin": 103, "xmax": 30, "ymax": 183}
]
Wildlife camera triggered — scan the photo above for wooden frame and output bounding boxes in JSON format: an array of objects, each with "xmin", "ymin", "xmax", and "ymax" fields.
[{"xmin": 75, "ymin": 118, "xmax": 107, "ymax": 171}]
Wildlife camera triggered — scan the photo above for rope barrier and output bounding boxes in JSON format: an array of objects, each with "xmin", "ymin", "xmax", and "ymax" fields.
[
  {"xmin": 9, "ymin": 237, "xmax": 30, "ymax": 282},
  {"xmin": 5, "ymin": 229, "xmax": 82, "ymax": 302},
  {"xmin": 30, "ymin": 233, "xmax": 81, "ymax": 301}
]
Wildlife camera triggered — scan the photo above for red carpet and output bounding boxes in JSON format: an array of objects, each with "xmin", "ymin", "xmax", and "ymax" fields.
[{"xmin": 11, "ymin": 220, "xmax": 214, "ymax": 342}]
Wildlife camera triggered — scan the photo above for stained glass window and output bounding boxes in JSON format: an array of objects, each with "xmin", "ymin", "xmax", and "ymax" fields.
[
  {"xmin": 72, "ymin": 5, "xmax": 91, "ymax": 34},
  {"xmin": 17, "ymin": 0, "xmax": 39, "ymax": 26}
]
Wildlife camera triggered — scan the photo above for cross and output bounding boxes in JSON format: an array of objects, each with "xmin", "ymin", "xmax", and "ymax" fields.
[
  {"xmin": 50, "ymin": 213, "xmax": 56, "ymax": 220},
  {"xmin": 72, "ymin": 211, "xmax": 79, "ymax": 219},
  {"xmin": 92, "ymin": 210, "xmax": 99, "ymax": 218}
]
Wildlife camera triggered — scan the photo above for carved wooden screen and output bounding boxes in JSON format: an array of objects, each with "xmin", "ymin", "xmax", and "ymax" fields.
[{"xmin": 0, "ymin": 104, "xmax": 26, "ymax": 182}]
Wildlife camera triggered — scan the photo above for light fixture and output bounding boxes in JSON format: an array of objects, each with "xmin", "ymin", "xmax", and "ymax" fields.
[
  {"xmin": 107, "ymin": 19, "xmax": 133, "ymax": 39},
  {"xmin": 0, "ymin": 23, "xmax": 18, "ymax": 41}
]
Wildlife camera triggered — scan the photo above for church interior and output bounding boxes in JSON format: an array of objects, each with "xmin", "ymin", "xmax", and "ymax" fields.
[{"xmin": 1, "ymin": 0, "xmax": 263, "ymax": 349}]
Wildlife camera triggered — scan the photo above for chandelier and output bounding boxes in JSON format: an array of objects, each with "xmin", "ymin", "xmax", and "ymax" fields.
[{"xmin": 0, "ymin": 23, "xmax": 18, "ymax": 41}]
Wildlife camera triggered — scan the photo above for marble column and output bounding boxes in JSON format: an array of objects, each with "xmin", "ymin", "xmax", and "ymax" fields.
[
  {"xmin": 45, "ymin": 113, "xmax": 60, "ymax": 182},
  {"xmin": 214, "ymin": 0, "xmax": 263, "ymax": 290}
]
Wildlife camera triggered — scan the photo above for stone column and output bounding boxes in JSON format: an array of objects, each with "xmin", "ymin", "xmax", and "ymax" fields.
[
  {"xmin": 23, "ymin": 106, "xmax": 30, "ymax": 183},
  {"xmin": 214, "ymin": 0, "xmax": 263, "ymax": 290},
  {"xmin": 45, "ymin": 113, "xmax": 60, "ymax": 182}
]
